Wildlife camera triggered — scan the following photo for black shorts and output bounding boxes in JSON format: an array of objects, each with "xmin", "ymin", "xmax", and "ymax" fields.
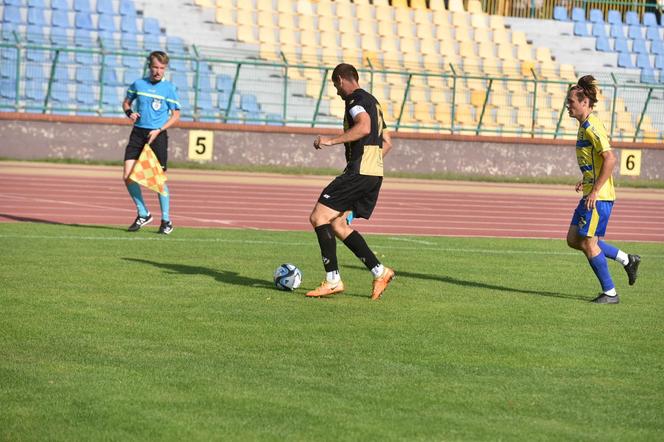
[
  {"xmin": 124, "ymin": 127, "xmax": 169, "ymax": 170},
  {"xmin": 318, "ymin": 173, "xmax": 383, "ymax": 220}
]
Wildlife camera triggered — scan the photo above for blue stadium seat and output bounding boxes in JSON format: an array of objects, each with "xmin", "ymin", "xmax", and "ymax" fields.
[
  {"xmin": 659, "ymin": 69, "xmax": 664, "ymax": 85},
  {"xmin": 265, "ymin": 113, "xmax": 283, "ymax": 126},
  {"xmin": 25, "ymin": 63, "xmax": 44, "ymax": 80},
  {"xmin": 98, "ymin": 30, "xmax": 115, "ymax": 48},
  {"xmin": 656, "ymin": 54, "xmax": 664, "ymax": 69},
  {"xmin": 120, "ymin": 34, "xmax": 139, "ymax": 51},
  {"xmin": 50, "ymin": 82, "xmax": 71, "ymax": 104},
  {"xmin": 2, "ymin": 6, "xmax": 21, "ymax": 24},
  {"xmin": 169, "ymin": 57, "xmax": 187, "ymax": 72},
  {"xmin": 595, "ymin": 35, "xmax": 611, "ymax": 52},
  {"xmin": 632, "ymin": 38, "xmax": 648, "ymax": 54},
  {"xmin": 195, "ymin": 93, "xmax": 215, "ymax": 119},
  {"xmin": 51, "ymin": 0, "xmax": 69, "ymax": 10},
  {"xmin": 121, "ymin": 15, "xmax": 137, "ymax": 33},
  {"xmin": 0, "ymin": 56, "xmax": 16, "ymax": 79},
  {"xmin": 646, "ymin": 26, "xmax": 661, "ymax": 41},
  {"xmin": 98, "ymin": 13, "xmax": 116, "ymax": 32},
  {"xmin": 26, "ymin": 24, "xmax": 47, "ymax": 44},
  {"xmin": 0, "ymin": 79, "xmax": 17, "ymax": 99},
  {"xmin": 51, "ymin": 10, "xmax": 70, "ymax": 28},
  {"xmin": 166, "ymin": 36, "xmax": 185, "ymax": 53},
  {"xmin": 553, "ymin": 6, "xmax": 568, "ymax": 21},
  {"xmin": 120, "ymin": 0, "xmax": 136, "ymax": 16},
  {"xmin": 76, "ymin": 87, "xmax": 97, "ymax": 110},
  {"xmin": 1, "ymin": 23, "xmax": 17, "ymax": 41},
  {"xmin": 26, "ymin": 48, "xmax": 49, "ymax": 62},
  {"xmin": 76, "ymin": 51, "xmax": 94, "ymax": 65},
  {"xmin": 75, "ymin": 66, "xmax": 96, "ymax": 84},
  {"xmin": 102, "ymin": 68, "xmax": 119, "ymax": 86},
  {"xmin": 122, "ymin": 69, "xmax": 141, "ymax": 85},
  {"xmin": 640, "ymin": 67, "xmax": 656, "ymax": 83},
  {"xmin": 53, "ymin": 65, "xmax": 69, "ymax": 82},
  {"xmin": 628, "ymin": 25, "xmax": 643, "ymax": 40},
  {"xmin": 245, "ymin": 111, "xmax": 262, "ymax": 125},
  {"xmin": 75, "ymin": 29, "xmax": 93, "ymax": 46},
  {"xmin": 625, "ymin": 11, "xmax": 639, "ymax": 26},
  {"xmin": 28, "ymin": 0, "xmax": 46, "ymax": 7},
  {"xmin": 589, "ymin": 9, "xmax": 603, "ymax": 23},
  {"xmin": 573, "ymin": 22, "xmax": 589, "ymax": 36},
  {"xmin": 97, "ymin": 0, "xmax": 114, "ymax": 14},
  {"xmin": 50, "ymin": 27, "xmax": 69, "ymax": 46},
  {"xmin": 571, "ymin": 7, "xmax": 585, "ymax": 22},
  {"xmin": 607, "ymin": 10, "xmax": 622, "ymax": 25},
  {"xmin": 240, "ymin": 94, "xmax": 260, "ymax": 113},
  {"xmin": 216, "ymin": 74, "xmax": 232, "ymax": 92},
  {"xmin": 643, "ymin": 13, "xmax": 658, "ymax": 27},
  {"xmin": 25, "ymin": 79, "xmax": 46, "ymax": 102},
  {"xmin": 75, "ymin": 12, "xmax": 94, "ymax": 30},
  {"xmin": 27, "ymin": 7, "xmax": 46, "ymax": 25},
  {"xmin": 143, "ymin": 34, "xmax": 160, "ymax": 51},
  {"xmin": 610, "ymin": 23, "xmax": 625, "ymax": 39},
  {"xmin": 171, "ymin": 72, "xmax": 189, "ymax": 92},
  {"xmin": 592, "ymin": 23, "xmax": 607, "ymax": 38},
  {"xmin": 121, "ymin": 55, "xmax": 143, "ymax": 69},
  {"xmin": 652, "ymin": 40, "xmax": 664, "ymax": 55},
  {"xmin": 636, "ymin": 53, "xmax": 652, "ymax": 69},
  {"xmin": 617, "ymin": 52, "xmax": 635, "ymax": 68},
  {"xmin": 143, "ymin": 17, "xmax": 161, "ymax": 35},
  {"xmin": 74, "ymin": 0, "xmax": 91, "ymax": 12},
  {"xmin": 3, "ymin": 0, "xmax": 22, "ymax": 6}
]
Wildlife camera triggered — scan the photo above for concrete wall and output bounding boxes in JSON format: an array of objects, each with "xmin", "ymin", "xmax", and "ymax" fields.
[{"xmin": 1, "ymin": 113, "xmax": 662, "ymax": 180}]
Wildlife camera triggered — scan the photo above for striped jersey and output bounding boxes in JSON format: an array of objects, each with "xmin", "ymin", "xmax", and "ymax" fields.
[
  {"xmin": 575, "ymin": 113, "xmax": 615, "ymax": 201},
  {"xmin": 126, "ymin": 78, "xmax": 180, "ymax": 129}
]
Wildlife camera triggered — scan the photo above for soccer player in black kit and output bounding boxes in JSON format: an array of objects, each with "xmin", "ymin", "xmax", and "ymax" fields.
[{"xmin": 306, "ymin": 63, "xmax": 394, "ymax": 301}]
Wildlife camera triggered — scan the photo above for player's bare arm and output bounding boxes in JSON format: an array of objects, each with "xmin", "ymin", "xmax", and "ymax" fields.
[
  {"xmin": 314, "ymin": 113, "xmax": 371, "ymax": 149},
  {"xmin": 122, "ymin": 98, "xmax": 140, "ymax": 123},
  {"xmin": 382, "ymin": 130, "xmax": 393, "ymax": 157}
]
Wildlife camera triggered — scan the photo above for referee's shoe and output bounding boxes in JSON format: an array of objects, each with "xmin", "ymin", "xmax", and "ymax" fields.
[
  {"xmin": 158, "ymin": 220, "xmax": 174, "ymax": 235},
  {"xmin": 128, "ymin": 213, "xmax": 153, "ymax": 232}
]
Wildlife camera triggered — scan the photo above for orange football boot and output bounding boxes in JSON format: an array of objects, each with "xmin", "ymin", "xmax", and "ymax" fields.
[
  {"xmin": 305, "ymin": 280, "xmax": 345, "ymax": 298},
  {"xmin": 371, "ymin": 267, "xmax": 395, "ymax": 300}
]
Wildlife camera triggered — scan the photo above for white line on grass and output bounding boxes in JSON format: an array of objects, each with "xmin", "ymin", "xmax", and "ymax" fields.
[{"xmin": 3, "ymin": 234, "xmax": 662, "ymax": 258}]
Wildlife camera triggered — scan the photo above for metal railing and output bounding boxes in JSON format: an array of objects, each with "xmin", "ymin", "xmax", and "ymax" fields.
[{"xmin": 1, "ymin": 36, "xmax": 662, "ymax": 142}]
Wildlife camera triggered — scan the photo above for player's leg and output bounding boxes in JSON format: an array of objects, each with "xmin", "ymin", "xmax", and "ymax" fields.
[
  {"xmin": 332, "ymin": 176, "xmax": 394, "ymax": 300},
  {"xmin": 569, "ymin": 201, "xmax": 618, "ymax": 303},
  {"xmin": 597, "ymin": 240, "xmax": 640, "ymax": 285},
  {"xmin": 153, "ymin": 132, "xmax": 173, "ymax": 234},
  {"xmin": 306, "ymin": 202, "xmax": 345, "ymax": 297}
]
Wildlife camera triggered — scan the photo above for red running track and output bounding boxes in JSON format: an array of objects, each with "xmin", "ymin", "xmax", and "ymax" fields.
[{"xmin": 1, "ymin": 162, "xmax": 663, "ymax": 242}]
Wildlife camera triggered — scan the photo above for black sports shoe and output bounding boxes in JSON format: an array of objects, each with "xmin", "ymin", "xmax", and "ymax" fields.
[
  {"xmin": 591, "ymin": 293, "xmax": 620, "ymax": 304},
  {"xmin": 158, "ymin": 220, "xmax": 173, "ymax": 235},
  {"xmin": 624, "ymin": 254, "xmax": 641, "ymax": 286},
  {"xmin": 128, "ymin": 213, "xmax": 153, "ymax": 232}
]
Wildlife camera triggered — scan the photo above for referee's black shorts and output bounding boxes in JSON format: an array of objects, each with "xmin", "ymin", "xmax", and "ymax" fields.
[
  {"xmin": 317, "ymin": 173, "xmax": 383, "ymax": 220},
  {"xmin": 124, "ymin": 127, "xmax": 169, "ymax": 170}
]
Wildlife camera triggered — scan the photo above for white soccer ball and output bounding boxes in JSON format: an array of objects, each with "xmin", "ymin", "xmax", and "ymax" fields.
[{"xmin": 273, "ymin": 263, "xmax": 302, "ymax": 291}]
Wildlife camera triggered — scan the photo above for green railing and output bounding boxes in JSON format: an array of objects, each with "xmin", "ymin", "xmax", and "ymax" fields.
[
  {"xmin": 1, "ymin": 37, "xmax": 663, "ymax": 142},
  {"xmin": 479, "ymin": 0, "xmax": 658, "ymax": 21}
]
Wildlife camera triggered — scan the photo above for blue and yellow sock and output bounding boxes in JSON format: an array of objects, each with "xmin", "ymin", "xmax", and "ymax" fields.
[
  {"xmin": 588, "ymin": 252, "xmax": 615, "ymax": 293},
  {"xmin": 158, "ymin": 184, "xmax": 170, "ymax": 222},
  {"xmin": 126, "ymin": 181, "xmax": 149, "ymax": 217}
]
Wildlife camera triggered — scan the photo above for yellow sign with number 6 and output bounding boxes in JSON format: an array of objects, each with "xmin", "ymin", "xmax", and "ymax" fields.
[{"xmin": 620, "ymin": 149, "xmax": 641, "ymax": 176}]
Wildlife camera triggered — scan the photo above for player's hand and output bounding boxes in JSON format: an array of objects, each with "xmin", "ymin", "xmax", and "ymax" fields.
[
  {"xmin": 314, "ymin": 136, "xmax": 333, "ymax": 150},
  {"xmin": 574, "ymin": 180, "xmax": 583, "ymax": 193},
  {"xmin": 130, "ymin": 112, "xmax": 140, "ymax": 123},
  {"xmin": 147, "ymin": 129, "xmax": 161, "ymax": 145},
  {"xmin": 585, "ymin": 191, "xmax": 598, "ymax": 210}
]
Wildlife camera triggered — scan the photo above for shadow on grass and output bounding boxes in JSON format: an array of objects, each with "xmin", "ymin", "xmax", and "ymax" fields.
[
  {"xmin": 0, "ymin": 213, "xmax": 121, "ymax": 231},
  {"xmin": 123, "ymin": 257, "xmax": 275, "ymax": 289},
  {"xmin": 344, "ymin": 265, "xmax": 587, "ymax": 301}
]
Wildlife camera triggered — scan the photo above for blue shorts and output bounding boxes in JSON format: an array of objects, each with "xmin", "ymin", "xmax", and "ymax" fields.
[{"xmin": 570, "ymin": 199, "xmax": 614, "ymax": 237}]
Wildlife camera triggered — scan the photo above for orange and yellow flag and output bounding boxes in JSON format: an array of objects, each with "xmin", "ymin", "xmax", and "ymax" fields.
[{"xmin": 129, "ymin": 144, "xmax": 168, "ymax": 196}]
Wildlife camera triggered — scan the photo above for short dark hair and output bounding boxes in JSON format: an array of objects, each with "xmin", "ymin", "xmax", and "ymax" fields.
[
  {"xmin": 332, "ymin": 63, "xmax": 359, "ymax": 83},
  {"xmin": 148, "ymin": 50, "xmax": 169, "ymax": 66}
]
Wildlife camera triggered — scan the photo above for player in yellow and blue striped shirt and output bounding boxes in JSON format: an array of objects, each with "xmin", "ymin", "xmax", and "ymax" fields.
[{"xmin": 565, "ymin": 75, "xmax": 640, "ymax": 304}]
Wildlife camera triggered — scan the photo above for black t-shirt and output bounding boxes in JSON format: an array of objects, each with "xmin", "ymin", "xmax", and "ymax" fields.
[{"xmin": 343, "ymin": 88, "xmax": 387, "ymax": 177}]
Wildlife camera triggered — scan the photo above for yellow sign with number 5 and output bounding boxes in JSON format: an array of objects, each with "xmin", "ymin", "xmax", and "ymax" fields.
[
  {"xmin": 620, "ymin": 149, "xmax": 641, "ymax": 176},
  {"xmin": 188, "ymin": 130, "xmax": 214, "ymax": 161}
]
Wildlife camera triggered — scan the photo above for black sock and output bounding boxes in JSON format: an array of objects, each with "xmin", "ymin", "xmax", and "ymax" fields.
[
  {"xmin": 343, "ymin": 230, "xmax": 380, "ymax": 270},
  {"xmin": 314, "ymin": 224, "xmax": 338, "ymax": 273}
]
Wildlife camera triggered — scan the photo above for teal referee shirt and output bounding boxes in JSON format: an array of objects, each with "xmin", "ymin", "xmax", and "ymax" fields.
[{"xmin": 126, "ymin": 78, "xmax": 181, "ymax": 129}]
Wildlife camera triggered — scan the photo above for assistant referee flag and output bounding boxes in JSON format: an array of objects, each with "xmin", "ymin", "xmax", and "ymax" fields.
[{"xmin": 128, "ymin": 144, "xmax": 168, "ymax": 196}]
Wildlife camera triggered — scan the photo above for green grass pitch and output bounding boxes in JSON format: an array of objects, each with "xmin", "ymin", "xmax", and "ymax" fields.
[{"xmin": 1, "ymin": 223, "xmax": 663, "ymax": 441}]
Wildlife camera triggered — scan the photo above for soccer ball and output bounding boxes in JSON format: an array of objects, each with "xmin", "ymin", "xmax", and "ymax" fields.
[{"xmin": 273, "ymin": 263, "xmax": 302, "ymax": 291}]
